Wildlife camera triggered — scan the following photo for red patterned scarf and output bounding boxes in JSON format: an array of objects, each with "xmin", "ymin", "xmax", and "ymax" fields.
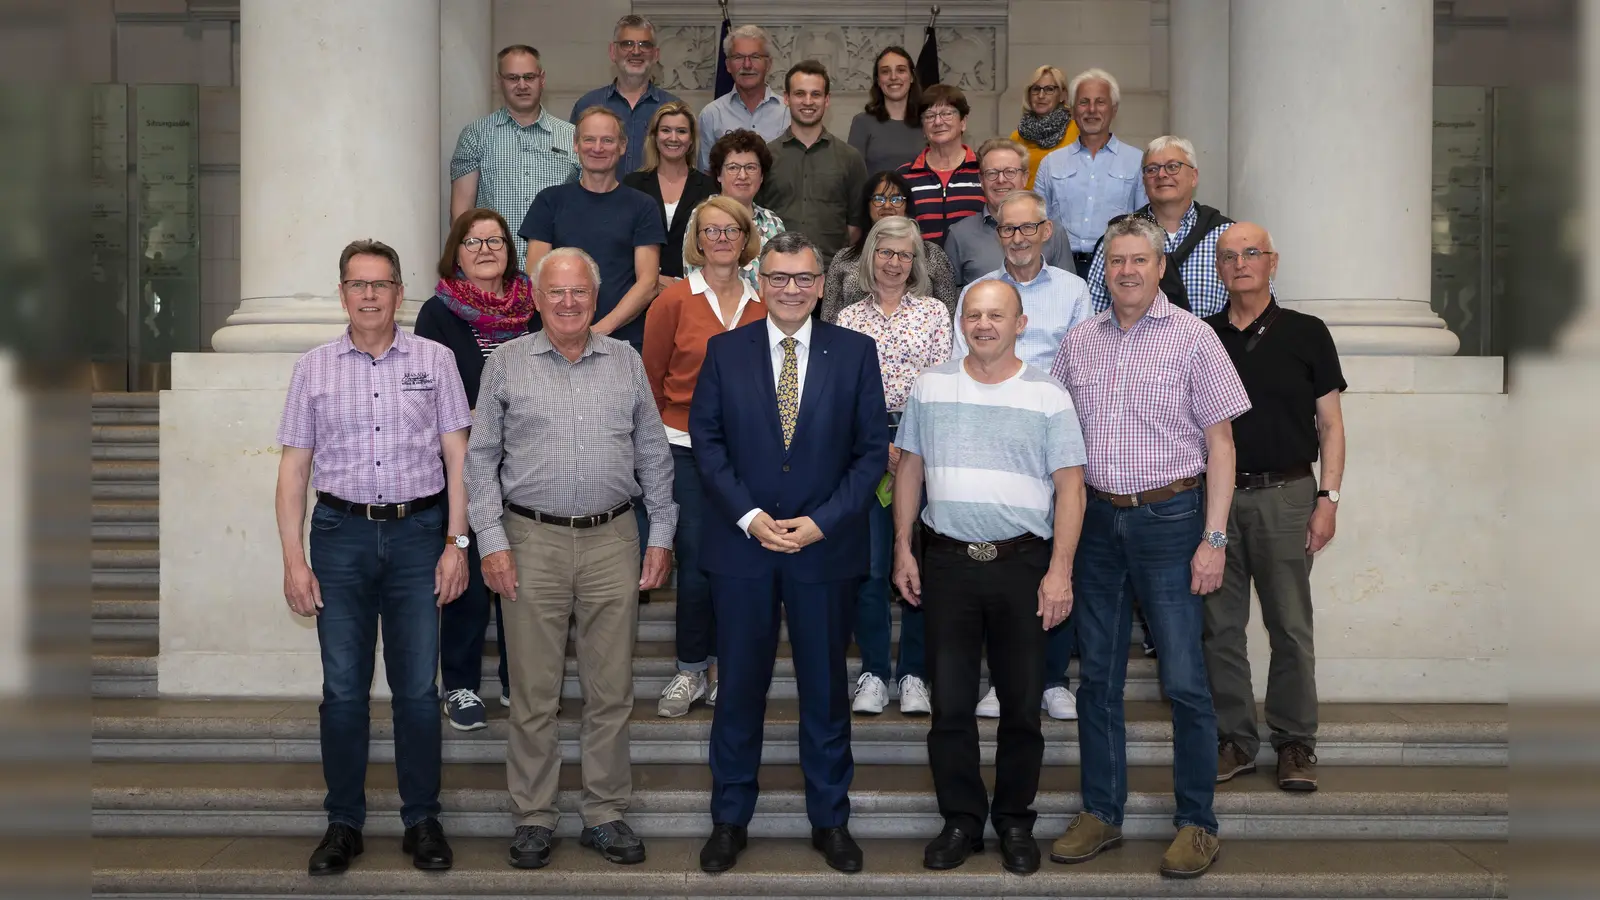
[{"xmin": 435, "ymin": 271, "xmax": 536, "ymax": 342}]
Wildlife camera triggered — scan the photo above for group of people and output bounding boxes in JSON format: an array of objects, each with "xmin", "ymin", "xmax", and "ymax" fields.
[{"xmin": 272, "ymin": 12, "xmax": 1348, "ymax": 886}]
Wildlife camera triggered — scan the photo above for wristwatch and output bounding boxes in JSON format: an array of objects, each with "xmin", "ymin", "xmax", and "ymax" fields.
[
  {"xmin": 447, "ymin": 534, "xmax": 470, "ymax": 550},
  {"xmin": 1317, "ymin": 490, "xmax": 1341, "ymax": 503},
  {"xmin": 1204, "ymin": 530, "xmax": 1228, "ymax": 549}
]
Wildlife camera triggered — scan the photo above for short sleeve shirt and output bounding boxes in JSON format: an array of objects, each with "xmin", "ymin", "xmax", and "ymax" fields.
[{"xmin": 450, "ymin": 108, "xmax": 579, "ymax": 259}]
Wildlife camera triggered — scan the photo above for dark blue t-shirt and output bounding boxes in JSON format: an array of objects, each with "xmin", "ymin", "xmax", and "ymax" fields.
[{"xmin": 518, "ymin": 182, "xmax": 666, "ymax": 348}]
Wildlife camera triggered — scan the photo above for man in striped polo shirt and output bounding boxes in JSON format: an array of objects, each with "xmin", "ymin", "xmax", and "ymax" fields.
[{"xmin": 891, "ymin": 279, "xmax": 1087, "ymax": 876}]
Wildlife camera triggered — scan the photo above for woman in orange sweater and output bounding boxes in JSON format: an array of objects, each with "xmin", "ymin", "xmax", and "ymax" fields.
[{"xmin": 641, "ymin": 195, "xmax": 767, "ymax": 719}]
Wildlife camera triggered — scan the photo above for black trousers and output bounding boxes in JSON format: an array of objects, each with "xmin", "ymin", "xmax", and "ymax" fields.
[{"xmin": 923, "ymin": 532, "xmax": 1050, "ymax": 833}]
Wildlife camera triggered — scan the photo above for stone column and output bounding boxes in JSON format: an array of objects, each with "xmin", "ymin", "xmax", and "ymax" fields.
[
  {"xmin": 1169, "ymin": 0, "xmax": 1230, "ymax": 210},
  {"xmin": 1229, "ymin": 0, "xmax": 1458, "ymax": 356},
  {"xmin": 440, "ymin": 0, "xmax": 494, "ymax": 244},
  {"xmin": 210, "ymin": 0, "xmax": 441, "ymax": 353},
  {"xmin": 1565, "ymin": 0, "xmax": 1600, "ymax": 354}
]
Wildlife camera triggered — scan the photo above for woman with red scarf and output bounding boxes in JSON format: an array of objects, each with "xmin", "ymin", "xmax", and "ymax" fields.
[{"xmin": 415, "ymin": 207, "xmax": 536, "ymax": 732}]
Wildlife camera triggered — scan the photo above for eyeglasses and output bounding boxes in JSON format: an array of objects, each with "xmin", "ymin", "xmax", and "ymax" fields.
[
  {"xmin": 870, "ymin": 194, "xmax": 907, "ymax": 207},
  {"xmin": 500, "ymin": 72, "xmax": 543, "ymax": 84},
  {"xmin": 760, "ymin": 271, "xmax": 819, "ymax": 289},
  {"xmin": 921, "ymin": 108, "xmax": 959, "ymax": 122},
  {"xmin": 1028, "ymin": 84, "xmax": 1060, "ymax": 95},
  {"xmin": 980, "ymin": 166, "xmax": 1027, "ymax": 182},
  {"xmin": 996, "ymin": 220, "xmax": 1046, "ymax": 238},
  {"xmin": 874, "ymin": 248, "xmax": 914, "ymax": 263},
  {"xmin": 342, "ymin": 279, "xmax": 399, "ymax": 295},
  {"xmin": 1141, "ymin": 160, "xmax": 1195, "ymax": 178},
  {"xmin": 729, "ymin": 53, "xmax": 770, "ymax": 65},
  {"xmin": 461, "ymin": 236, "xmax": 506, "ymax": 251},
  {"xmin": 699, "ymin": 225, "xmax": 745, "ymax": 241},
  {"xmin": 1217, "ymin": 247, "xmax": 1277, "ymax": 267},
  {"xmin": 542, "ymin": 287, "xmax": 592, "ymax": 301},
  {"xmin": 721, "ymin": 162, "xmax": 761, "ymax": 177},
  {"xmin": 614, "ymin": 39, "xmax": 656, "ymax": 51}
]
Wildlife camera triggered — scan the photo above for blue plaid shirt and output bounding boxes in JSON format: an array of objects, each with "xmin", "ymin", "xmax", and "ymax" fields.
[
  {"xmin": 450, "ymin": 108, "xmax": 579, "ymax": 260},
  {"xmin": 1086, "ymin": 203, "xmax": 1232, "ymax": 318}
]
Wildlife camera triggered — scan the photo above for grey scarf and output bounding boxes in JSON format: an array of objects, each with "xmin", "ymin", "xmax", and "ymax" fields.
[{"xmin": 1017, "ymin": 106, "xmax": 1073, "ymax": 149}]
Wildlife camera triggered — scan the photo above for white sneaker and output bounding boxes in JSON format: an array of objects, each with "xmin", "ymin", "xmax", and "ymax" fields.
[
  {"xmin": 707, "ymin": 679, "xmax": 718, "ymax": 707},
  {"xmin": 1042, "ymin": 685, "xmax": 1078, "ymax": 721},
  {"xmin": 657, "ymin": 670, "xmax": 707, "ymax": 718},
  {"xmin": 852, "ymin": 672, "xmax": 888, "ymax": 714},
  {"xmin": 975, "ymin": 686, "xmax": 1001, "ymax": 718},
  {"xmin": 898, "ymin": 675, "xmax": 931, "ymax": 716}
]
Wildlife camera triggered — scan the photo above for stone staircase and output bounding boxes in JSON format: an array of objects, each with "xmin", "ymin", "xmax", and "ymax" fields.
[{"xmin": 88, "ymin": 394, "xmax": 1508, "ymax": 898}]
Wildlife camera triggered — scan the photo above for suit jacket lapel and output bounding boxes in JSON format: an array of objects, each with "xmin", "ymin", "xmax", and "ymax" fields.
[{"xmin": 791, "ymin": 323, "xmax": 834, "ymax": 451}]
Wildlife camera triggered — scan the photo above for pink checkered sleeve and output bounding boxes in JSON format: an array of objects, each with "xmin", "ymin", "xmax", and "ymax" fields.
[
  {"xmin": 429, "ymin": 344, "xmax": 473, "ymax": 434},
  {"xmin": 276, "ymin": 353, "xmax": 317, "ymax": 449},
  {"xmin": 1188, "ymin": 326, "xmax": 1252, "ymax": 428}
]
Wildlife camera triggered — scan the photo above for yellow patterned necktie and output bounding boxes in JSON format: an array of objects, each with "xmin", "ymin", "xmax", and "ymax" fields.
[{"xmin": 777, "ymin": 336, "xmax": 799, "ymax": 448}]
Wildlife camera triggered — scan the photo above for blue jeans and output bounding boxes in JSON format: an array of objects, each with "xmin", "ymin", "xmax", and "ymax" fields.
[
  {"xmin": 672, "ymin": 444, "xmax": 715, "ymax": 670},
  {"xmin": 309, "ymin": 500, "xmax": 444, "ymax": 830},
  {"xmin": 1074, "ymin": 489, "xmax": 1218, "ymax": 834},
  {"xmin": 438, "ymin": 528, "xmax": 509, "ymax": 695},
  {"xmin": 854, "ymin": 497, "xmax": 925, "ymax": 681}
]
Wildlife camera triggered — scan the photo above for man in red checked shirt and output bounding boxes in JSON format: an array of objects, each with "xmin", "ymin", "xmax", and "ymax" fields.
[{"xmin": 1046, "ymin": 214, "xmax": 1251, "ymax": 880}]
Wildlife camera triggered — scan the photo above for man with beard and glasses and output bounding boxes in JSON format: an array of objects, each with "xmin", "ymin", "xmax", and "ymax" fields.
[
  {"xmin": 451, "ymin": 45, "xmax": 578, "ymax": 261},
  {"xmin": 758, "ymin": 60, "xmax": 869, "ymax": 270},
  {"xmin": 698, "ymin": 24, "xmax": 790, "ymax": 171},
  {"xmin": 570, "ymin": 15, "xmax": 682, "ymax": 175}
]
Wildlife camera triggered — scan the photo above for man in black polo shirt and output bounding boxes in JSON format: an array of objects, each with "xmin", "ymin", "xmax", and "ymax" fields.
[{"xmin": 1201, "ymin": 222, "xmax": 1346, "ymax": 793}]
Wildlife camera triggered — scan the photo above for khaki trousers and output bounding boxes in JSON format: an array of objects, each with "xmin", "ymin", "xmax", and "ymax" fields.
[{"xmin": 501, "ymin": 509, "xmax": 640, "ymax": 828}]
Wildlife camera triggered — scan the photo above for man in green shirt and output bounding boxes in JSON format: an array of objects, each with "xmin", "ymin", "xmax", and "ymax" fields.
[{"xmin": 758, "ymin": 60, "xmax": 869, "ymax": 270}]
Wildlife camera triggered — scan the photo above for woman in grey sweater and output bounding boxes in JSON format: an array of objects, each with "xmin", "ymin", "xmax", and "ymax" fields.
[{"xmin": 847, "ymin": 46, "xmax": 926, "ymax": 176}]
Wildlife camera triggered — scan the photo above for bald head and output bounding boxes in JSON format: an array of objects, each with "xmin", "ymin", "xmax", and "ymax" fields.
[
  {"xmin": 958, "ymin": 279, "xmax": 1028, "ymax": 365},
  {"xmin": 1218, "ymin": 221, "xmax": 1273, "ymax": 255},
  {"xmin": 1216, "ymin": 221, "xmax": 1278, "ymax": 296},
  {"xmin": 967, "ymin": 279, "xmax": 1024, "ymax": 317}
]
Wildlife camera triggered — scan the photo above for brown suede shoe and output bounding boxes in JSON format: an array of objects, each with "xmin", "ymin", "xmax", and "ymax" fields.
[
  {"xmin": 1158, "ymin": 825, "xmax": 1219, "ymax": 878},
  {"xmin": 1216, "ymin": 739, "xmax": 1256, "ymax": 783},
  {"xmin": 1048, "ymin": 812, "xmax": 1122, "ymax": 864},
  {"xmin": 1277, "ymin": 741, "xmax": 1319, "ymax": 791}
]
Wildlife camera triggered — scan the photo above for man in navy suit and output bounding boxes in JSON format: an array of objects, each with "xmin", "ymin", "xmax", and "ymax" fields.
[{"xmin": 688, "ymin": 231, "xmax": 889, "ymax": 874}]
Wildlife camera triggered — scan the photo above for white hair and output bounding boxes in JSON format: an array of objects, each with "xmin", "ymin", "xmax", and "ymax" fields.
[
  {"xmin": 1144, "ymin": 135, "xmax": 1197, "ymax": 168},
  {"xmin": 723, "ymin": 24, "xmax": 771, "ymax": 57},
  {"xmin": 613, "ymin": 14, "xmax": 656, "ymax": 41},
  {"xmin": 533, "ymin": 247, "xmax": 602, "ymax": 292},
  {"xmin": 855, "ymin": 217, "xmax": 932, "ymax": 298},
  {"xmin": 1103, "ymin": 214, "xmax": 1164, "ymax": 258},
  {"xmin": 994, "ymin": 189, "xmax": 1048, "ymax": 222},
  {"xmin": 1068, "ymin": 67, "xmax": 1121, "ymax": 107}
]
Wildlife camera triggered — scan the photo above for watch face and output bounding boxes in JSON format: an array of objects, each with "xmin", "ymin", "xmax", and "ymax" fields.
[{"xmin": 453, "ymin": 535, "xmax": 470, "ymax": 549}]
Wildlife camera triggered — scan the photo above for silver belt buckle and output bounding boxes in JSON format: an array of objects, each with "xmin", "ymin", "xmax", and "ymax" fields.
[{"xmin": 966, "ymin": 541, "xmax": 998, "ymax": 562}]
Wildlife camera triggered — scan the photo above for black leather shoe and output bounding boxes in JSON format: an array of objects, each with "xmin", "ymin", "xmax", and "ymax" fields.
[
  {"xmin": 308, "ymin": 823, "xmax": 363, "ymax": 876},
  {"xmin": 923, "ymin": 820, "xmax": 984, "ymax": 870},
  {"xmin": 997, "ymin": 825, "xmax": 1041, "ymax": 875},
  {"xmin": 811, "ymin": 825, "xmax": 863, "ymax": 873},
  {"xmin": 402, "ymin": 818, "xmax": 453, "ymax": 871},
  {"xmin": 700, "ymin": 823, "xmax": 748, "ymax": 873}
]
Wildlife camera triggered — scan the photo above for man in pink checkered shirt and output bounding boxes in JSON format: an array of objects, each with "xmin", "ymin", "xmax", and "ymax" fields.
[
  {"xmin": 1045, "ymin": 215, "xmax": 1250, "ymax": 879},
  {"xmin": 275, "ymin": 239, "xmax": 473, "ymax": 877}
]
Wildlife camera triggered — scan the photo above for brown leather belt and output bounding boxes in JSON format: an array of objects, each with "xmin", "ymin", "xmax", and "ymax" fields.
[
  {"xmin": 507, "ymin": 499, "xmax": 633, "ymax": 529},
  {"xmin": 1236, "ymin": 463, "xmax": 1313, "ymax": 490},
  {"xmin": 1090, "ymin": 476, "xmax": 1202, "ymax": 508},
  {"xmin": 922, "ymin": 527, "xmax": 1043, "ymax": 562},
  {"xmin": 317, "ymin": 491, "xmax": 442, "ymax": 521}
]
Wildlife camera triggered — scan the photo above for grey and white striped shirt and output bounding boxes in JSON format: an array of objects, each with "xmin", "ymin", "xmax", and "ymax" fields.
[{"xmin": 465, "ymin": 330, "xmax": 677, "ymax": 555}]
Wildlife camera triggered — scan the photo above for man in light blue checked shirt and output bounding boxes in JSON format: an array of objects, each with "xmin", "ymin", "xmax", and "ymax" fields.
[
  {"xmin": 1082, "ymin": 135, "xmax": 1234, "ymax": 318},
  {"xmin": 951, "ymin": 191, "xmax": 1092, "ymax": 375},
  {"xmin": 450, "ymin": 45, "xmax": 579, "ymax": 260},
  {"xmin": 1033, "ymin": 68, "xmax": 1146, "ymax": 276}
]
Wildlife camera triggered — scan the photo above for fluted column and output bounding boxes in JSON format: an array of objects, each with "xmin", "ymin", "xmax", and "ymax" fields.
[
  {"xmin": 1229, "ymin": 0, "xmax": 1458, "ymax": 355},
  {"xmin": 212, "ymin": 0, "xmax": 441, "ymax": 352},
  {"xmin": 1169, "ymin": 0, "xmax": 1230, "ymax": 210}
]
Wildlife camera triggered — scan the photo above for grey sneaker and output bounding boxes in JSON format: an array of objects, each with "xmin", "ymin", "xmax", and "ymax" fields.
[
  {"xmin": 657, "ymin": 670, "xmax": 707, "ymax": 718},
  {"xmin": 580, "ymin": 819, "xmax": 646, "ymax": 864},
  {"xmin": 442, "ymin": 688, "xmax": 487, "ymax": 731},
  {"xmin": 508, "ymin": 824, "xmax": 554, "ymax": 869}
]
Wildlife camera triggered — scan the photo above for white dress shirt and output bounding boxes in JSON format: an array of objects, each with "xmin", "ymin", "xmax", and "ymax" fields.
[{"xmin": 737, "ymin": 315, "xmax": 813, "ymax": 535}]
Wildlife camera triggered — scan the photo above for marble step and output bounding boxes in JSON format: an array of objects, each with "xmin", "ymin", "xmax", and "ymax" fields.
[
  {"xmin": 90, "ymin": 760, "xmax": 1508, "ymax": 841},
  {"xmin": 93, "ymin": 499, "xmax": 161, "ymax": 542},
  {"xmin": 93, "ymin": 540, "xmax": 160, "ymax": 590},
  {"xmin": 92, "ymin": 835, "xmax": 1507, "ymax": 898},
  {"xmin": 91, "ymin": 697, "xmax": 1508, "ymax": 768},
  {"xmin": 94, "ymin": 392, "xmax": 160, "ymax": 407},
  {"xmin": 93, "ymin": 459, "xmax": 160, "ymax": 482},
  {"xmin": 93, "ymin": 590, "xmax": 159, "ymax": 641},
  {"xmin": 94, "ymin": 639, "xmax": 157, "ymax": 698},
  {"xmin": 91, "ymin": 393, "xmax": 159, "ymax": 428},
  {"xmin": 93, "ymin": 480, "xmax": 159, "ymax": 501},
  {"xmin": 93, "ymin": 442, "xmax": 160, "ymax": 461},
  {"xmin": 93, "ymin": 423, "xmax": 160, "ymax": 443}
]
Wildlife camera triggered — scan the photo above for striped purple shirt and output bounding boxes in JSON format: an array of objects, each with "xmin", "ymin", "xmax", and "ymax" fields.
[{"xmin": 277, "ymin": 327, "xmax": 472, "ymax": 504}]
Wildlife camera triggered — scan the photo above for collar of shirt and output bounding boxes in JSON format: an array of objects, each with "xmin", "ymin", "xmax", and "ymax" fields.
[
  {"xmin": 605, "ymin": 80, "xmax": 668, "ymax": 103},
  {"xmin": 777, "ymin": 126, "xmax": 835, "ymax": 148},
  {"xmin": 528, "ymin": 329, "xmax": 611, "ymax": 360},
  {"xmin": 866, "ymin": 292, "xmax": 921, "ymax": 319},
  {"xmin": 908, "ymin": 143, "xmax": 977, "ymax": 173},
  {"xmin": 766, "ymin": 314, "xmax": 813, "ymax": 353},
  {"xmin": 1161, "ymin": 202, "xmax": 1199, "ymax": 246},
  {"xmin": 492, "ymin": 107, "xmax": 555, "ymax": 132},
  {"xmin": 688, "ymin": 267, "xmax": 760, "ymax": 308},
  {"xmin": 336, "ymin": 325, "xmax": 412, "ymax": 361},
  {"xmin": 1069, "ymin": 133, "xmax": 1127, "ymax": 157},
  {"xmin": 1094, "ymin": 289, "xmax": 1179, "ymax": 331},
  {"xmin": 995, "ymin": 262, "xmax": 1058, "ymax": 290},
  {"xmin": 1212, "ymin": 294, "xmax": 1280, "ymax": 332}
]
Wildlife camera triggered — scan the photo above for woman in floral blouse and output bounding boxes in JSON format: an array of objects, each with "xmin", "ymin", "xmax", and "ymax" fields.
[
  {"xmin": 821, "ymin": 170, "xmax": 958, "ymax": 323},
  {"xmin": 835, "ymin": 215, "xmax": 952, "ymax": 718}
]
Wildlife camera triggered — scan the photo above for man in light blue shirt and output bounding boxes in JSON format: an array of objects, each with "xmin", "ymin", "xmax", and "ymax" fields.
[
  {"xmin": 697, "ymin": 25, "xmax": 790, "ymax": 171},
  {"xmin": 951, "ymin": 191, "xmax": 1092, "ymax": 374},
  {"xmin": 1034, "ymin": 68, "xmax": 1147, "ymax": 276},
  {"xmin": 570, "ymin": 15, "xmax": 681, "ymax": 175}
]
